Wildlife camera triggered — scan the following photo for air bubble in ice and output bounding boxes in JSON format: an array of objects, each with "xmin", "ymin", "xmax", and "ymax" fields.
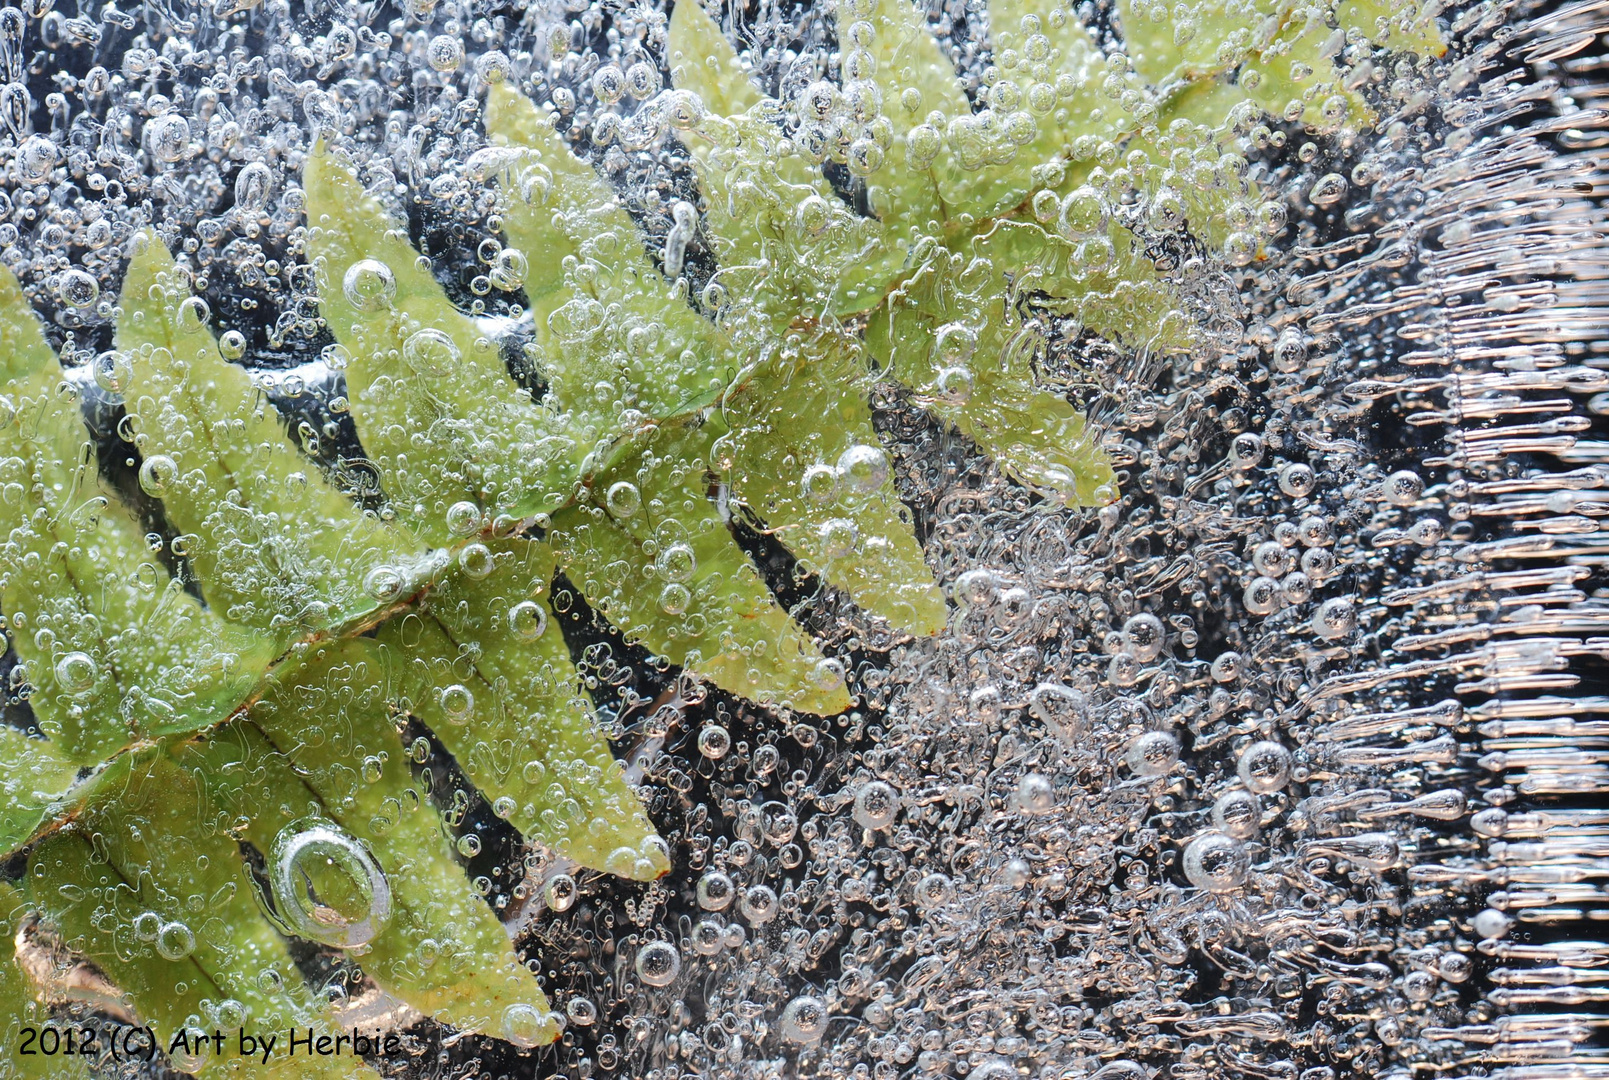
[
  {"xmin": 1312, "ymin": 596, "xmax": 1356, "ymax": 639},
  {"xmin": 155, "ymin": 921, "xmax": 195, "ymax": 960},
  {"xmin": 837, "ymin": 444, "xmax": 889, "ymax": 494},
  {"xmin": 267, "ymin": 822, "xmax": 392, "ymax": 948},
  {"xmin": 544, "ymin": 874, "xmax": 577, "ymax": 913},
  {"xmin": 740, "ymin": 884, "xmax": 778, "ymax": 924},
  {"xmin": 438, "ymin": 683, "xmax": 474, "ymax": 722},
  {"xmin": 234, "ymin": 161, "xmax": 272, "ymax": 211},
  {"xmin": 343, "ymin": 259, "xmax": 397, "ymax": 313},
  {"xmin": 1236, "ymin": 740, "xmax": 1293, "ymax": 793},
  {"xmin": 1384, "ymin": 469, "xmax": 1424, "ymax": 506},
  {"xmin": 427, "ymin": 34, "xmax": 463, "ymax": 72},
  {"xmin": 1277, "ymin": 463, "xmax": 1315, "ymax": 498},
  {"xmin": 17, "ymin": 135, "xmax": 57, "ymax": 183},
  {"xmin": 1121, "ymin": 613, "xmax": 1164, "ymax": 662},
  {"xmin": 1029, "ymin": 682, "xmax": 1088, "ymax": 739},
  {"xmin": 53, "ymin": 651, "xmax": 96, "ymax": 695},
  {"xmin": 507, "ymin": 600, "xmax": 547, "ymax": 640},
  {"xmin": 1230, "ymin": 433, "xmax": 1264, "ymax": 469},
  {"xmin": 145, "ymin": 114, "xmax": 190, "ymax": 162},
  {"xmin": 852, "ymin": 780, "xmax": 898, "ymax": 829},
  {"xmin": 1211, "ymin": 789, "xmax": 1261, "ymax": 839},
  {"xmin": 780, "ymin": 995, "xmax": 828, "ymax": 1044},
  {"xmin": 501, "ymin": 1003, "xmax": 555, "ymax": 1049},
  {"xmin": 1015, "ymin": 773, "xmax": 1055, "ymax": 814},
  {"xmin": 635, "ymin": 940, "xmax": 681, "ymax": 987},
  {"xmin": 1473, "ymin": 908, "xmax": 1513, "ymax": 940},
  {"xmin": 606, "ymin": 481, "xmax": 642, "ymax": 518},
  {"xmin": 656, "ymin": 542, "xmax": 696, "ymax": 583},
  {"xmin": 402, "ymin": 327, "xmax": 459, "ymax": 374},
  {"xmin": 1125, "ymin": 731, "xmax": 1180, "ymax": 777},
  {"xmin": 1182, "ymin": 832, "xmax": 1248, "ymax": 892},
  {"xmin": 56, "ymin": 270, "xmax": 98, "ymax": 309},
  {"xmin": 697, "ymin": 724, "xmax": 731, "ymax": 759}
]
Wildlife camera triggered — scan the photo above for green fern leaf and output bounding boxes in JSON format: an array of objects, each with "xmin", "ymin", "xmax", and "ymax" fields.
[
  {"xmin": 223, "ymin": 643, "xmax": 559, "ymax": 1040},
  {"xmin": 662, "ymin": 4, "xmax": 1158, "ymax": 505},
  {"xmin": 1116, "ymin": 0, "xmax": 1271, "ymax": 88},
  {"xmin": 1239, "ymin": 6, "xmax": 1372, "ymax": 128},
  {"xmin": 864, "ymin": 230, "xmax": 1119, "ymax": 502},
  {"xmin": 667, "ymin": 0, "xmax": 906, "ymax": 321},
  {"xmin": 116, "ymin": 232, "xmax": 428, "ymax": 637},
  {"xmin": 0, "ymin": 727, "xmax": 78, "ymax": 856},
  {"xmin": 553, "ymin": 419, "xmax": 853, "ymax": 715},
  {"xmin": 303, "ymin": 143, "xmax": 581, "ymax": 546},
  {"xmin": 722, "ymin": 343, "xmax": 947, "ymax": 635},
  {"xmin": 0, "ymin": 263, "xmax": 275, "ymax": 763},
  {"xmin": 481, "ymin": 83, "xmax": 739, "ymax": 422},
  {"xmin": 29, "ymin": 750, "xmax": 382, "ymax": 1078},
  {"xmin": 487, "ymin": 82, "xmax": 944, "ymax": 641},
  {"xmin": 376, "ymin": 537, "xmax": 669, "ymax": 879},
  {"xmin": 837, "ymin": 0, "xmax": 966, "ymax": 231},
  {"xmin": 987, "ymin": 0, "xmax": 1140, "ymax": 183},
  {"xmin": 1338, "ymin": 0, "xmax": 1446, "ymax": 54},
  {"xmin": 665, "ymin": 2, "xmax": 781, "ymax": 149}
]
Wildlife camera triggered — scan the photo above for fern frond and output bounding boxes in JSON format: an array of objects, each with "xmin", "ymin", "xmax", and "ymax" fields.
[
  {"xmin": 0, "ymin": 263, "xmax": 276, "ymax": 763},
  {"xmin": 836, "ymin": 0, "xmax": 967, "ymax": 230},
  {"xmin": 487, "ymin": 82, "xmax": 944, "ymax": 656},
  {"xmin": 303, "ymin": 144, "xmax": 582, "ymax": 546},
  {"xmin": 0, "ymin": 727, "xmax": 77, "ymax": 856},
  {"xmin": 987, "ymin": 0, "xmax": 1135, "ymax": 186},
  {"xmin": 29, "ymin": 751, "xmax": 383, "ymax": 1079},
  {"xmin": 481, "ymin": 84, "xmax": 739, "ymax": 421},
  {"xmin": 226, "ymin": 642, "xmax": 558, "ymax": 1038},
  {"xmin": 1339, "ymin": 0, "xmax": 1446, "ymax": 54},
  {"xmin": 377, "ymin": 537, "xmax": 668, "ymax": 878},
  {"xmin": 722, "ymin": 342, "xmax": 947, "ymax": 635},
  {"xmin": 551, "ymin": 419, "xmax": 854, "ymax": 715},
  {"xmin": 117, "ymin": 233, "xmax": 428, "ymax": 637},
  {"xmin": 667, "ymin": 0, "xmax": 904, "ymax": 321}
]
